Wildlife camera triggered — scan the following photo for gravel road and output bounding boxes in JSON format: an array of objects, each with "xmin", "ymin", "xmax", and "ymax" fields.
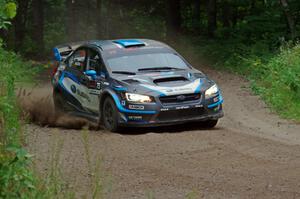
[{"xmin": 24, "ymin": 66, "xmax": 300, "ymax": 199}]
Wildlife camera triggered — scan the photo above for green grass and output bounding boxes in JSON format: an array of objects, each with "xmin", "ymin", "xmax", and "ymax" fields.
[{"xmin": 252, "ymin": 45, "xmax": 300, "ymax": 120}]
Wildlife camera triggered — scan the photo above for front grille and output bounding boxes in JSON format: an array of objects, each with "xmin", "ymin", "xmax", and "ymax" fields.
[
  {"xmin": 159, "ymin": 93, "xmax": 201, "ymax": 104},
  {"xmin": 157, "ymin": 108, "xmax": 206, "ymax": 121}
]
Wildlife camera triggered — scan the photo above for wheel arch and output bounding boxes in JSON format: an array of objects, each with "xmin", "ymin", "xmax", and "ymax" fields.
[{"xmin": 99, "ymin": 89, "xmax": 118, "ymax": 121}]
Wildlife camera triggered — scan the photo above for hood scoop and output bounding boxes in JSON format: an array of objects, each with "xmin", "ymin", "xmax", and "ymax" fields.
[
  {"xmin": 153, "ymin": 76, "xmax": 188, "ymax": 84},
  {"xmin": 123, "ymin": 79, "xmax": 140, "ymax": 84}
]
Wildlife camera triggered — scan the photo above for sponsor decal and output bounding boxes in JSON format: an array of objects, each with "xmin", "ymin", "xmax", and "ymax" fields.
[
  {"xmin": 121, "ymin": 100, "xmax": 126, "ymax": 106},
  {"xmin": 96, "ymin": 82, "xmax": 101, "ymax": 90},
  {"xmin": 128, "ymin": 116, "xmax": 143, "ymax": 120},
  {"xmin": 89, "ymin": 89, "xmax": 100, "ymax": 95},
  {"xmin": 71, "ymin": 85, "xmax": 76, "ymax": 93},
  {"xmin": 160, "ymin": 108, "xmax": 169, "ymax": 111},
  {"xmin": 213, "ymin": 96, "xmax": 219, "ymax": 102},
  {"xmin": 195, "ymin": 104, "xmax": 204, "ymax": 108},
  {"xmin": 175, "ymin": 106, "xmax": 190, "ymax": 110},
  {"xmin": 166, "ymin": 87, "xmax": 192, "ymax": 93},
  {"xmin": 103, "ymin": 82, "xmax": 109, "ymax": 86},
  {"xmin": 129, "ymin": 105, "xmax": 145, "ymax": 110},
  {"xmin": 77, "ymin": 89, "xmax": 90, "ymax": 102}
]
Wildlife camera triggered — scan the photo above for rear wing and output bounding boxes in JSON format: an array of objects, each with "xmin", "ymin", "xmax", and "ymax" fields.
[{"xmin": 53, "ymin": 41, "xmax": 87, "ymax": 62}]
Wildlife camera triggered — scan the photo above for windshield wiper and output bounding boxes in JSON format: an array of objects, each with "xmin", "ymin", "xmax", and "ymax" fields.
[
  {"xmin": 138, "ymin": 67, "xmax": 184, "ymax": 71},
  {"xmin": 112, "ymin": 71, "xmax": 136, "ymax": 75}
]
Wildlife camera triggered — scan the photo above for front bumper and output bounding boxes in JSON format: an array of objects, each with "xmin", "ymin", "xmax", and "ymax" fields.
[
  {"xmin": 113, "ymin": 91, "xmax": 224, "ymax": 127},
  {"xmin": 118, "ymin": 102, "xmax": 224, "ymax": 127},
  {"xmin": 119, "ymin": 110, "xmax": 224, "ymax": 127}
]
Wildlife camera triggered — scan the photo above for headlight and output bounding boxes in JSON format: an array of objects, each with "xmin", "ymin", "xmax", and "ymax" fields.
[
  {"xmin": 125, "ymin": 93, "xmax": 153, "ymax": 103},
  {"xmin": 205, "ymin": 84, "xmax": 219, "ymax": 98}
]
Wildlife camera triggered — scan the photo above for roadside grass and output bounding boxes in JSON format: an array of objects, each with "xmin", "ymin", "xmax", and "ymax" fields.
[
  {"xmin": 0, "ymin": 46, "xmax": 76, "ymax": 198},
  {"xmin": 0, "ymin": 46, "xmax": 39, "ymax": 198}
]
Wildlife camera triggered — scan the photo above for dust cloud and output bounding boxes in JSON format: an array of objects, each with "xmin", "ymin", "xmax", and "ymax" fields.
[{"xmin": 17, "ymin": 86, "xmax": 98, "ymax": 130}]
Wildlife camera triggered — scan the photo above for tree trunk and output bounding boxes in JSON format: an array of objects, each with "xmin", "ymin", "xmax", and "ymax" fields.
[
  {"xmin": 250, "ymin": 0, "xmax": 256, "ymax": 12},
  {"xmin": 279, "ymin": 0, "xmax": 296, "ymax": 39},
  {"xmin": 31, "ymin": 0, "xmax": 44, "ymax": 57},
  {"xmin": 231, "ymin": 6, "xmax": 238, "ymax": 27},
  {"xmin": 193, "ymin": 0, "xmax": 201, "ymax": 30},
  {"xmin": 222, "ymin": 1, "xmax": 230, "ymax": 28},
  {"xmin": 66, "ymin": 0, "xmax": 77, "ymax": 41},
  {"xmin": 96, "ymin": 0, "xmax": 102, "ymax": 39},
  {"xmin": 14, "ymin": 0, "xmax": 30, "ymax": 51},
  {"xmin": 207, "ymin": 0, "xmax": 217, "ymax": 38},
  {"xmin": 165, "ymin": 0, "xmax": 181, "ymax": 39},
  {"xmin": 194, "ymin": 0, "xmax": 201, "ymax": 20}
]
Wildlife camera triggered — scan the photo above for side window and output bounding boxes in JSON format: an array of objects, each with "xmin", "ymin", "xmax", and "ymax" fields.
[
  {"xmin": 68, "ymin": 49, "xmax": 87, "ymax": 72},
  {"xmin": 87, "ymin": 49, "xmax": 106, "ymax": 75}
]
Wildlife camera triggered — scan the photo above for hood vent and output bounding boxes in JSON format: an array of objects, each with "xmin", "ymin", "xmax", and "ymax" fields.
[
  {"xmin": 123, "ymin": 79, "xmax": 140, "ymax": 84},
  {"xmin": 153, "ymin": 76, "xmax": 188, "ymax": 84}
]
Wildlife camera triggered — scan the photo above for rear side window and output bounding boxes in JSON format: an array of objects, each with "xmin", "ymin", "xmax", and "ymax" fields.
[{"xmin": 68, "ymin": 49, "xmax": 87, "ymax": 72}]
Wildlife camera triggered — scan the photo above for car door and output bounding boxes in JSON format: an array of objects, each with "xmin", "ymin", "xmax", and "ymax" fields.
[
  {"xmin": 79, "ymin": 48, "xmax": 106, "ymax": 113},
  {"xmin": 62, "ymin": 48, "xmax": 91, "ymax": 111}
]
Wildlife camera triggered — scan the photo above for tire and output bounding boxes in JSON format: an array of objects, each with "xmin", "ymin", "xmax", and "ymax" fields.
[
  {"xmin": 200, "ymin": 119, "xmax": 218, "ymax": 129},
  {"xmin": 53, "ymin": 89, "xmax": 65, "ymax": 116},
  {"xmin": 102, "ymin": 97, "xmax": 120, "ymax": 132}
]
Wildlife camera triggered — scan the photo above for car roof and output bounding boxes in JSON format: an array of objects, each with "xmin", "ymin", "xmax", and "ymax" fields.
[{"xmin": 86, "ymin": 39, "xmax": 172, "ymax": 51}]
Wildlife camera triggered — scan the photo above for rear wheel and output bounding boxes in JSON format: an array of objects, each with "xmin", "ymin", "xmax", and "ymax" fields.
[
  {"xmin": 102, "ymin": 97, "xmax": 120, "ymax": 132},
  {"xmin": 53, "ymin": 89, "xmax": 64, "ymax": 115},
  {"xmin": 53, "ymin": 89, "xmax": 71, "ymax": 117},
  {"xmin": 200, "ymin": 119, "xmax": 218, "ymax": 129}
]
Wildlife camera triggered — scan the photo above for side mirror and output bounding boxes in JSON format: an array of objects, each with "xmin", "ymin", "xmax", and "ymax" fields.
[
  {"xmin": 53, "ymin": 48, "xmax": 62, "ymax": 62},
  {"xmin": 85, "ymin": 70, "xmax": 97, "ymax": 77}
]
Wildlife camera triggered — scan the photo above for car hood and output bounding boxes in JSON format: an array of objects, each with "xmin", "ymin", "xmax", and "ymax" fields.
[{"xmin": 111, "ymin": 69, "xmax": 215, "ymax": 96}]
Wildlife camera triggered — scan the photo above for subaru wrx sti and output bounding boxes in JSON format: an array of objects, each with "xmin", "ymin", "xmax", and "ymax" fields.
[{"xmin": 51, "ymin": 39, "xmax": 224, "ymax": 131}]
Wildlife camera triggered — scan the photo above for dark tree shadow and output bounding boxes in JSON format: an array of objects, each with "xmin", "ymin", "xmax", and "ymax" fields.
[{"xmin": 117, "ymin": 122, "xmax": 223, "ymax": 135}]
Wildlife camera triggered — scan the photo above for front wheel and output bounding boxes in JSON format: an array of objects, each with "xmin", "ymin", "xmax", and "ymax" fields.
[
  {"xmin": 102, "ymin": 97, "xmax": 120, "ymax": 132},
  {"xmin": 200, "ymin": 119, "xmax": 218, "ymax": 129}
]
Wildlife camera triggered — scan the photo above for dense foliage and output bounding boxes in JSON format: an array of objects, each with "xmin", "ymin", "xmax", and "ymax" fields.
[
  {"xmin": 194, "ymin": 37, "xmax": 300, "ymax": 120},
  {"xmin": 0, "ymin": 46, "xmax": 36, "ymax": 198},
  {"xmin": 0, "ymin": 1, "xmax": 34, "ymax": 198},
  {"xmin": 2, "ymin": 0, "xmax": 299, "ymax": 56},
  {"xmin": 0, "ymin": 0, "xmax": 16, "ymax": 29}
]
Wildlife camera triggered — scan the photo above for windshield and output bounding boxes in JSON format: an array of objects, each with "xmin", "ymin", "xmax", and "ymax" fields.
[{"xmin": 107, "ymin": 53, "xmax": 189, "ymax": 73}]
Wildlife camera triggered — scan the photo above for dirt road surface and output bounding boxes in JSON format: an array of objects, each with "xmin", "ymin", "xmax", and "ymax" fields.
[{"xmin": 25, "ymin": 66, "xmax": 300, "ymax": 199}]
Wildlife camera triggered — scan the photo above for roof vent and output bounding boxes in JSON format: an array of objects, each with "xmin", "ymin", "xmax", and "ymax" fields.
[{"xmin": 113, "ymin": 39, "xmax": 145, "ymax": 48}]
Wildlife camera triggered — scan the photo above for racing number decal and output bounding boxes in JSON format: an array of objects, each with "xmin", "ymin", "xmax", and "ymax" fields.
[{"xmin": 96, "ymin": 82, "xmax": 101, "ymax": 90}]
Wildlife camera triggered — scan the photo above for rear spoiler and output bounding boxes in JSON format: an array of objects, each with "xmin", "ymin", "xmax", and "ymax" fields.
[{"xmin": 53, "ymin": 41, "xmax": 87, "ymax": 61}]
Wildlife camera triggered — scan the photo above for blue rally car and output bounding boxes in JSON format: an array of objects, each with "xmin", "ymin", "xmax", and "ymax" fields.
[{"xmin": 51, "ymin": 39, "xmax": 224, "ymax": 132}]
